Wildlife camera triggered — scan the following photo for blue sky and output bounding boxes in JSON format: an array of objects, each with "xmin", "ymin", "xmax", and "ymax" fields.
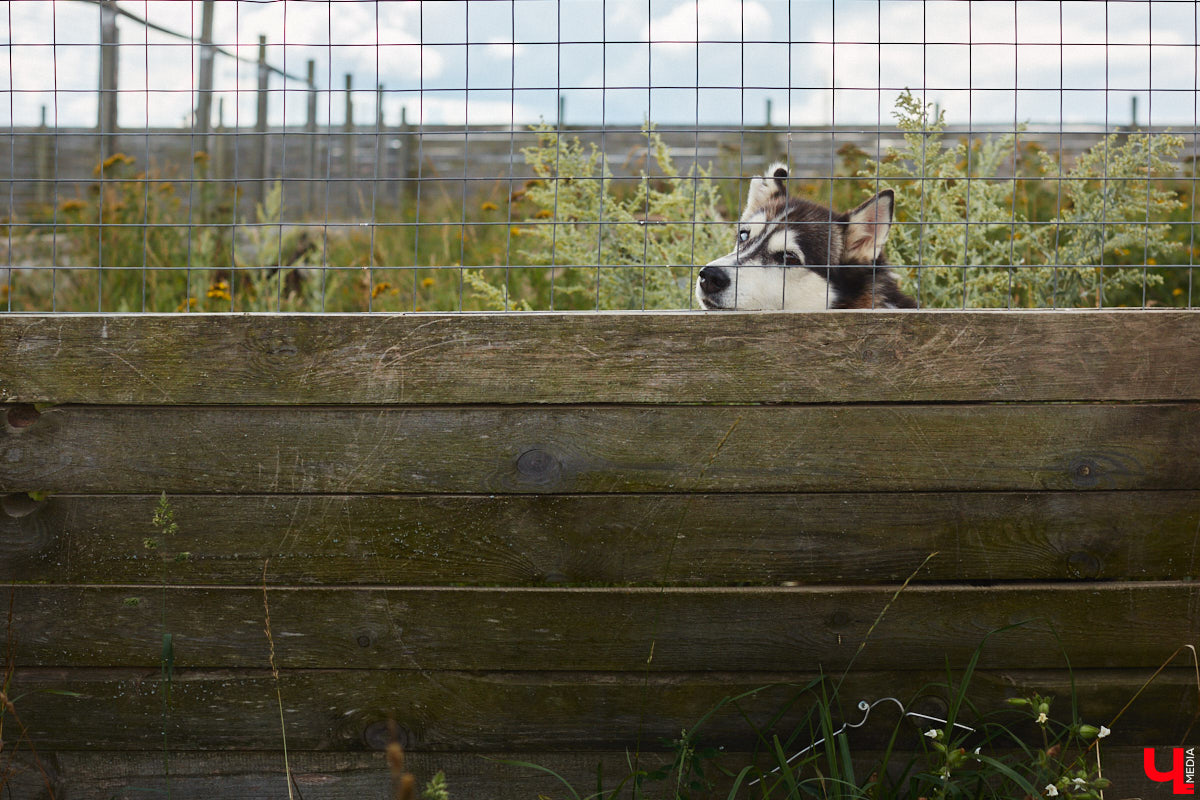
[{"xmin": 2, "ymin": 0, "xmax": 1197, "ymax": 129}]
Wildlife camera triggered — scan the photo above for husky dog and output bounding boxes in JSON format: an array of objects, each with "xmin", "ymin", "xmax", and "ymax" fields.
[{"xmin": 696, "ymin": 163, "xmax": 916, "ymax": 310}]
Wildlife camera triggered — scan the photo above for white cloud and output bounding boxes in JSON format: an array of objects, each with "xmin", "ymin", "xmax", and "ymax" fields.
[
  {"xmin": 645, "ymin": 0, "xmax": 772, "ymax": 49},
  {"xmin": 485, "ymin": 37, "xmax": 527, "ymax": 59},
  {"xmin": 1, "ymin": 0, "xmax": 1195, "ymax": 128}
]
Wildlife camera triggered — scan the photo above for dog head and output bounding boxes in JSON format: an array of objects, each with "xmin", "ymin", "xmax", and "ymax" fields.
[{"xmin": 696, "ymin": 163, "xmax": 911, "ymax": 310}]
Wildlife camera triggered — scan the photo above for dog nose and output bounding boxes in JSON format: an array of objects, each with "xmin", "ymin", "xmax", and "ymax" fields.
[{"xmin": 698, "ymin": 266, "xmax": 731, "ymax": 294}]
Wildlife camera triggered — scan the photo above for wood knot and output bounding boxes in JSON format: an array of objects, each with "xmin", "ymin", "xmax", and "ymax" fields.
[
  {"xmin": 363, "ymin": 719, "xmax": 412, "ymax": 751},
  {"xmin": 5, "ymin": 404, "xmax": 40, "ymax": 430},
  {"xmin": 857, "ymin": 343, "xmax": 896, "ymax": 367},
  {"xmin": 1067, "ymin": 551, "xmax": 1102, "ymax": 580},
  {"xmin": 247, "ymin": 331, "xmax": 299, "ymax": 363},
  {"xmin": 2, "ymin": 492, "xmax": 45, "ymax": 518},
  {"xmin": 1069, "ymin": 458, "xmax": 1099, "ymax": 488},
  {"xmin": 910, "ymin": 694, "xmax": 949, "ymax": 722},
  {"xmin": 828, "ymin": 610, "xmax": 852, "ymax": 629},
  {"xmin": 1060, "ymin": 452, "xmax": 1140, "ymax": 490},
  {"xmin": 516, "ymin": 448, "xmax": 561, "ymax": 486}
]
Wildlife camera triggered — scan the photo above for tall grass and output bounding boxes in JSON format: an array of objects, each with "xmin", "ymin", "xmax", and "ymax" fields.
[
  {"xmin": 516, "ymin": 640, "xmax": 1120, "ymax": 800},
  {"xmin": 2, "ymin": 99, "xmax": 1195, "ymax": 312}
]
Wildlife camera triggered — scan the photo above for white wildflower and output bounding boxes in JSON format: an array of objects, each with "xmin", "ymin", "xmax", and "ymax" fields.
[
  {"xmin": 1098, "ymin": 725, "xmax": 1111, "ymax": 738},
  {"xmin": 1045, "ymin": 784, "xmax": 1059, "ymax": 797}
]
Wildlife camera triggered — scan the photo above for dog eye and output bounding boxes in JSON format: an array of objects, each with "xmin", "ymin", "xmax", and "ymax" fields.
[
  {"xmin": 737, "ymin": 230, "xmax": 749, "ymax": 243},
  {"xmin": 782, "ymin": 250, "xmax": 804, "ymax": 265}
]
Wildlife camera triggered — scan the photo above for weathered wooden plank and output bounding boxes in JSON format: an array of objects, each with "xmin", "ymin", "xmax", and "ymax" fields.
[
  {"xmin": 3, "ymin": 746, "xmax": 1180, "ymax": 800},
  {"xmin": 1, "ymin": 750, "xmax": 660, "ymax": 800},
  {"xmin": 2, "ymin": 312, "xmax": 1199, "ymax": 405},
  {"xmin": 5, "ymin": 584, "xmax": 1196, "ymax": 671},
  {"xmin": 4, "ymin": 746, "xmax": 1181, "ymax": 800},
  {"xmin": 4, "ymin": 492, "xmax": 1198, "ymax": 585},
  {"xmin": 5, "ymin": 404, "xmax": 1200, "ymax": 494},
  {"xmin": 5, "ymin": 667, "xmax": 1194, "ymax": 751}
]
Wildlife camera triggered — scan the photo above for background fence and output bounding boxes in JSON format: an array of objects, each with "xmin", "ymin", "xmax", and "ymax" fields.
[{"xmin": 2, "ymin": 0, "xmax": 1199, "ymax": 312}]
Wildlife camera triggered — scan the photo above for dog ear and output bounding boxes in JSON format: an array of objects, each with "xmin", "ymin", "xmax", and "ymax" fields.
[
  {"xmin": 741, "ymin": 162, "xmax": 790, "ymax": 220},
  {"xmin": 843, "ymin": 189, "xmax": 894, "ymax": 263}
]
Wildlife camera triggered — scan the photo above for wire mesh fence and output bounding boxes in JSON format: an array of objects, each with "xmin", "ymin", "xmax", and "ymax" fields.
[{"xmin": 1, "ymin": 0, "xmax": 1197, "ymax": 312}]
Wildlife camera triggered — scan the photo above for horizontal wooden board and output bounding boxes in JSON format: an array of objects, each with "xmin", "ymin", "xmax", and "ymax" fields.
[
  {"xmin": 4, "ymin": 492, "xmax": 1199, "ymax": 585},
  {"xmin": 3, "ymin": 746, "xmax": 1184, "ymax": 800},
  {"xmin": 5, "ymin": 667, "xmax": 1195, "ymax": 752},
  {"xmin": 6, "ymin": 584, "xmax": 1196, "ymax": 671},
  {"xmin": 2, "ymin": 312, "xmax": 1199, "ymax": 405},
  {"xmin": 1, "ymin": 750, "xmax": 664, "ymax": 800},
  {"xmin": 5, "ymin": 404, "xmax": 1200, "ymax": 494}
]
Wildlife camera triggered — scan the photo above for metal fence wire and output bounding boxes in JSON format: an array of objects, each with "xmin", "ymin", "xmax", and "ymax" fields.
[{"xmin": 1, "ymin": 0, "xmax": 1197, "ymax": 312}]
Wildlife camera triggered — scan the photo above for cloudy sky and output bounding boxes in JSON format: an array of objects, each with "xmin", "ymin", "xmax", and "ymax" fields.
[{"xmin": 2, "ymin": 0, "xmax": 1196, "ymax": 129}]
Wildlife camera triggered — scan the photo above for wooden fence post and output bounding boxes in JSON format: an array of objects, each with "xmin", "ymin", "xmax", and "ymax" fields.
[
  {"xmin": 763, "ymin": 98, "xmax": 781, "ymax": 162},
  {"xmin": 400, "ymin": 107, "xmax": 416, "ymax": 212},
  {"xmin": 344, "ymin": 73, "xmax": 355, "ymax": 212},
  {"xmin": 214, "ymin": 97, "xmax": 226, "ymax": 184},
  {"xmin": 254, "ymin": 35, "xmax": 270, "ymax": 211},
  {"xmin": 194, "ymin": 1, "xmax": 215, "ymax": 148},
  {"xmin": 98, "ymin": 0, "xmax": 119, "ymax": 161},
  {"xmin": 35, "ymin": 105, "xmax": 49, "ymax": 207},
  {"xmin": 376, "ymin": 82, "xmax": 387, "ymax": 210},
  {"xmin": 305, "ymin": 59, "xmax": 317, "ymax": 217}
]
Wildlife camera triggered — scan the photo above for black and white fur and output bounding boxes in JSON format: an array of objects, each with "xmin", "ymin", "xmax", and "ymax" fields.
[{"xmin": 696, "ymin": 163, "xmax": 916, "ymax": 310}]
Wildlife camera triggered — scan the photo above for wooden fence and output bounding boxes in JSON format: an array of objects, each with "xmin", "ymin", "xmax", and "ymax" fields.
[
  {"xmin": 2, "ymin": 123, "xmax": 1175, "ymax": 220},
  {"xmin": 0, "ymin": 311, "xmax": 1197, "ymax": 799}
]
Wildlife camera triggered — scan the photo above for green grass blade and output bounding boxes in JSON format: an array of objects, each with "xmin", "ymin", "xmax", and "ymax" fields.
[{"xmin": 492, "ymin": 759, "xmax": 583, "ymax": 800}]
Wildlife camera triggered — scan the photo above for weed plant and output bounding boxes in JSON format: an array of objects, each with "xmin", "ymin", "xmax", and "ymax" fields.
[
  {"xmin": 516, "ymin": 660, "xmax": 1119, "ymax": 800},
  {"xmin": 1, "ymin": 95, "xmax": 1194, "ymax": 312},
  {"xmin": 853, "ymin": 92, "xmax": 1187, "ymax": 308}
]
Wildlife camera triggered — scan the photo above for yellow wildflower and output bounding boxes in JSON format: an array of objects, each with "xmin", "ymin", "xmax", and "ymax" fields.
[
  {"xmin": 510, "ymin": 226, "xmax": 523, "ymax": 237},
  {"xmin": 1146, "ymin": 258, "xmax": 1157, "ymax": 265},
  {"xmin": 176, "ymin": 297, "xmax": 197, "ymax": 312},
  {"xmin": 371, "ymin": 281, "xmax": 392, "ymax": 299},
  {"xmin": 421, "ymin": 277, "xmax": 435, "ymax": 288},
  {"xmin": 480, "ymin": 201, "xmax": 499, "ymax": 212},
  {"xmin": 534, "ymin": 209, "xmax": 553, "ymax": 219},
  {"xmin": 94, "ymin": 152, "xmax": 134, "ymax": 175},
  {"xmin": 1173, "ymin": 287, "xmax": 1185, "ymax": 297},
  {"xmin": 206, "ymin": 279, "xmax": 231, "ymax": 301}
]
